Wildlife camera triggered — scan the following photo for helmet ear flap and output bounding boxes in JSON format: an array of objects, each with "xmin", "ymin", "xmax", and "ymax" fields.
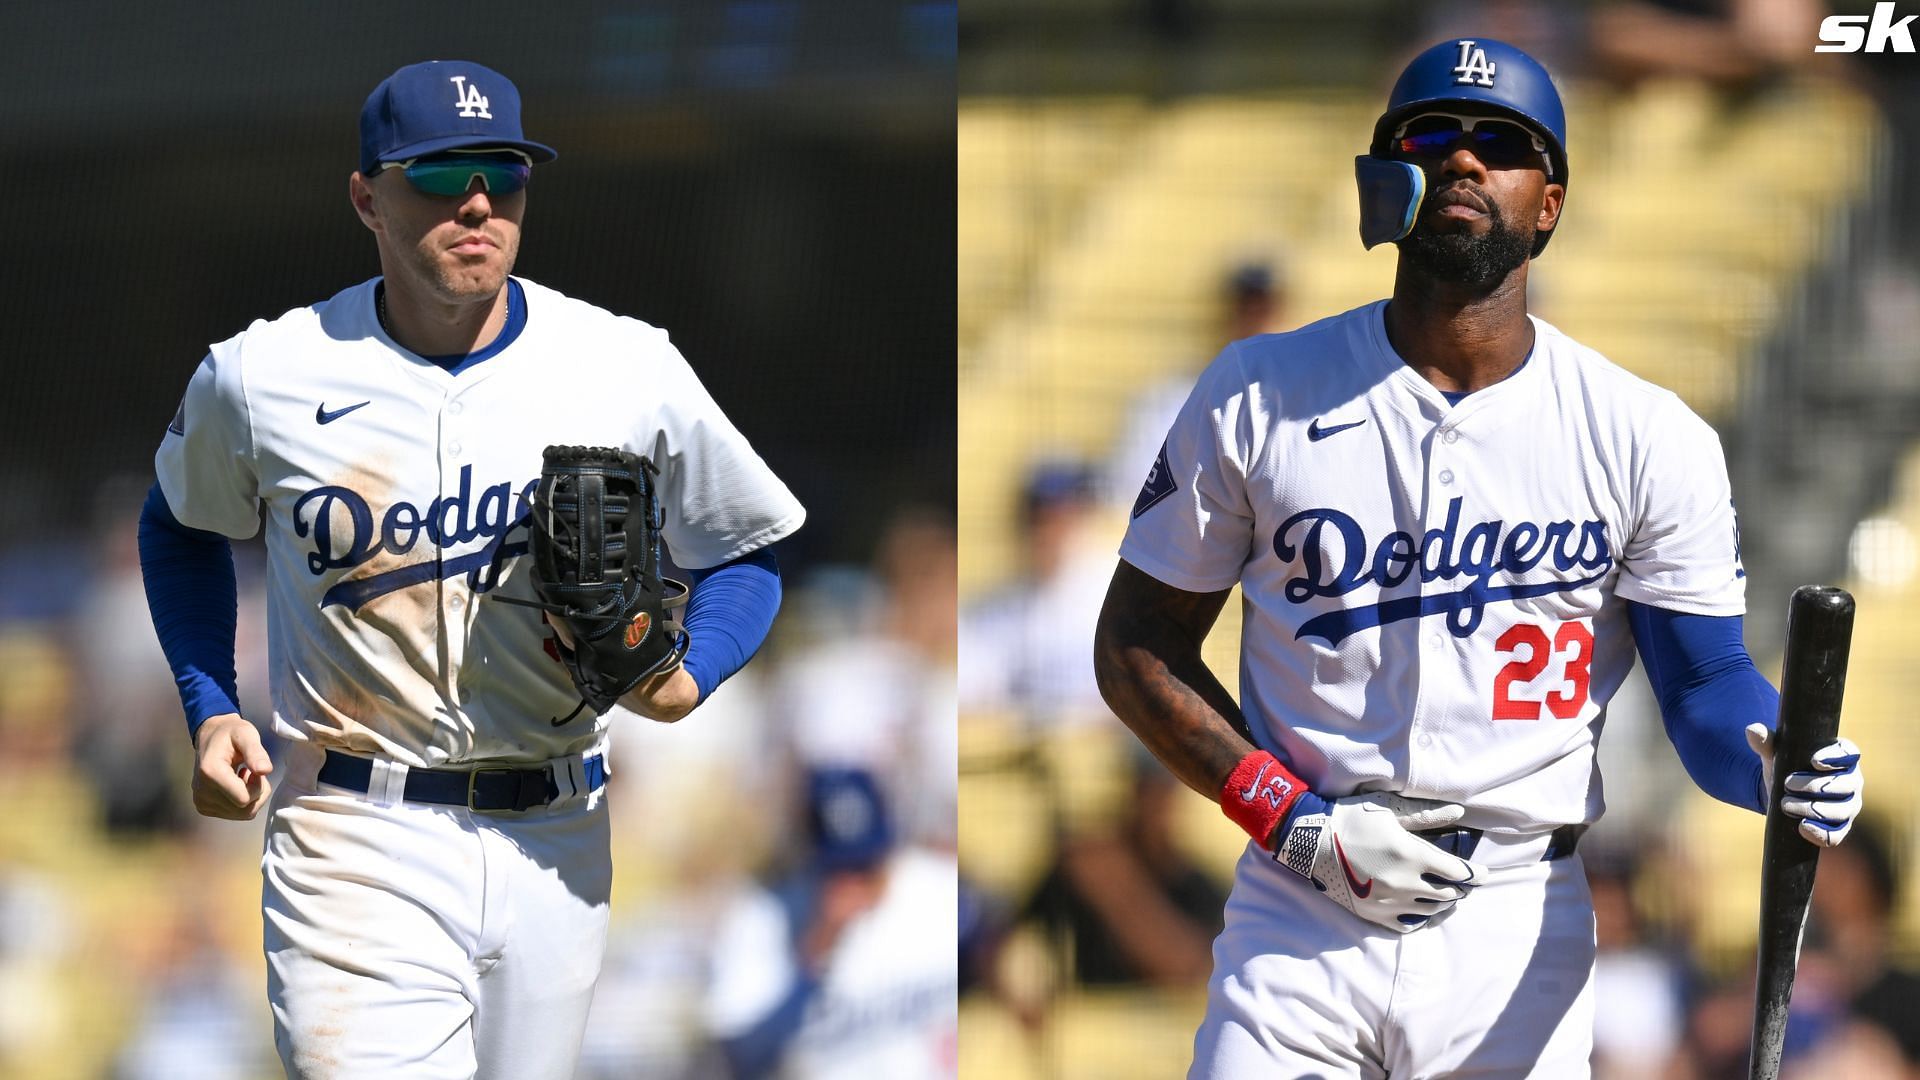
[{"xmin": 1355, "ymin": 157, "xmax": 1426, "ymax": 249}]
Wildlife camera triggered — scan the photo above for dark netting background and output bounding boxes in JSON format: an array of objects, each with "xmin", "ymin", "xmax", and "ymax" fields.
[{"xmin": 0, "ymin": 4, "xmax": 957, "ymax": 1077}]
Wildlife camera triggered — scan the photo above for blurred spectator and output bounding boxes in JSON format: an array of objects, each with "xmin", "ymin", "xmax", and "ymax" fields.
[
  {"xmin": 0, "ymin": 628, "xmax": 74, "ymax": 775},
  {"xmin": 1808, "ymin": 814, "xmax": 1920, "ymax": 1069},
  {"xmin": 68, "ymin": 493, "xmax": 192, "ymax": 836},
  {"xmin": 779, "ymin": 508, "xmax": 957, "ymax": 847},
  {"xmin": 1681, "ymin": 951, "xmax": 1851, "ymax": 1078},
  {"xmin": 959, "ymin": 460, "xmax": 1114, "ymax": 733},
  {"xmin": 1413, "ymin": 0, "xmax": 1576, "ymax": 70},
  {"xmin": 702, "ymin": 768, "xmax": 958, "ymax": 1079},
  {"xmin": 1021, "ymin": 753, "xmax": 1225, "ymax": 988},
  {"xmin": 107, "ymin": 836, "xmax": 269, "ymax": 1079},
  {"xmin": 1678, "ymin": 817, "xmax": 1918, "ymax": 1080},
  {"xmin": 0, "ymin": 859, "xmax": 71, "ymax": 1076},
  {"xmin": 110, "ymin": 917, "xmax": 263, "ymax": 1080},
  {"xmin": 577, "ymin": 671, "xmax": 784, "ymax": 1078},
  {"xmin": 1588, "ymin": 0, "xmax": 1824, "ymax": 92},
  {"xmin": 1587, "ymin": 845, "xmax": 1690, "ymax": 1079},
  {"xmin": 579, "ymin": 514, "xmax": 959, "ymax": 1075},
  {"xmin": 1104, "ymin": 261, "xmax": 1285, "ymax": 504}
]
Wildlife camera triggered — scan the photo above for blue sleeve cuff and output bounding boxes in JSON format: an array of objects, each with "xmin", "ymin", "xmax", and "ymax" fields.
[
  {"xmin": 1282, "ymin": 789, "xmax": 1332, "ymax": 832},
  {"xmin": 718, "ymin": 971, "xmax": 820, "ymax": 1079},
  {"xmin": 1628, "ymin": 601, "xmax": 1774, "ymax": 813},
  {"xmin": 680, "ymin": 546, "xmax": 783, "ymax": 701},
  {"xmin": 137, "ymin": 482, "xmax": 242, "ymax": 740}
]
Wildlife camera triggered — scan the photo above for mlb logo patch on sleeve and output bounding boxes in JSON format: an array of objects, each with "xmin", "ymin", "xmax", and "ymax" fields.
[{"xmin": 1132, "ymin": 442, "xmax": 1178, "ymax": 519}]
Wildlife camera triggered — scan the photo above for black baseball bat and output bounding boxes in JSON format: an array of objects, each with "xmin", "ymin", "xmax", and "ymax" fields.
[{"xmin": 1747, "ymin": 585, "xmax": 1854, "ymax": 1080}]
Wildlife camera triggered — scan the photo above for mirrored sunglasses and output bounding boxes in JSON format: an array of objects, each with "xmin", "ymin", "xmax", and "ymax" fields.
[
  {"xmin": 381, "ymin": 151, "xmax": 533, "ymax": 196},
  {"xmin": 1392, "ymin": 112, "xmax": 1552, "ymax": 172}
]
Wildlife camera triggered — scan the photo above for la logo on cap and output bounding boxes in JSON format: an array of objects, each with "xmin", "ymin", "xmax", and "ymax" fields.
[{"xmin": 451, "ymin": 75, "xmax": 492, "ymax": 119}]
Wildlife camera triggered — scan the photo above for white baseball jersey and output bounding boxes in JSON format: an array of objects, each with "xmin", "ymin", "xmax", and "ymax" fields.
[
  {"xmin": 1120, "ymin": 300, "xmax": 1744, "ymax": 832},
  {"xmin": 155, "ymin": 276, "xmax": 805, "ymax": 767}
]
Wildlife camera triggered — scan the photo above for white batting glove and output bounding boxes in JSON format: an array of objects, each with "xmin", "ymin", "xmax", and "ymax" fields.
[
  {"xmin": 1272, "ymin": 793, "xmax": 1487, "ymax": 933},
  {"xmin": 1745, "ymin": 723, "xmax": 1864, "ymax": 848}
]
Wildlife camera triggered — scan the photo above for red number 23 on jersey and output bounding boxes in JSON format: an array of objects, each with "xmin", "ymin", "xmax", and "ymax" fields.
[{"xmin": 1492, "ymin": 620, "xmax": 1594, "ymax": 721}]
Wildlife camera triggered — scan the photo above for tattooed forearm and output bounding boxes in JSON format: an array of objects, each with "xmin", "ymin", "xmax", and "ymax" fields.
[{"xmin": 1093, "ymin": 560, "xmax": 1258, "ymax": 798}]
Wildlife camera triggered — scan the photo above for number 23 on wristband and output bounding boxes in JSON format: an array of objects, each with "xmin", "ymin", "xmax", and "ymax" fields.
[{"xmin": 1491, "ymin": 620, "xmax": 1593, "ymax": 721}]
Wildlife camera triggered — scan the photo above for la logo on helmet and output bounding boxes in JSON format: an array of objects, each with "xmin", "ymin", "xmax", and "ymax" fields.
[
  {"xmin": 450, "ymin": 75, "xmax": 492, "ymax": 119},
  {"xmin": 1452, "ymin": 40, "xmax": 1498, "ymax": 87}
]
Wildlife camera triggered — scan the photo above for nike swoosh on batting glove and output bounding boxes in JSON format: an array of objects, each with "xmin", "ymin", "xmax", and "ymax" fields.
[
  {"xmin": 1746, "ymin": 723, "xmax": 1865, "ymax": 848},
  {"xmin": 1272, "ymin": 792, "xmax": 1488, "ymax": 933}
]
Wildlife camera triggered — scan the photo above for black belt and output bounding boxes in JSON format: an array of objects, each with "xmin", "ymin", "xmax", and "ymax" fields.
[
  {"xmin": 317, "ymin": 749, "xmax": 606, "ymax": 812},
  {"xmin": 1419, "ymin": 823, "xmax": 1586, "ymax": 862}
]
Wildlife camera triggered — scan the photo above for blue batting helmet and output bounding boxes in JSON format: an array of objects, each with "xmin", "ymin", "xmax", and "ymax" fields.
[{"xmin": 1355, "ymin": 38, "xmax": 1568, "ymax": 255}]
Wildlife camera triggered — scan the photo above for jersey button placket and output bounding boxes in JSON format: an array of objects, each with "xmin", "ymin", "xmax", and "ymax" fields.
[
  {"xmin": 1409, "ymin": 423, "xmax": 1457, "ymax": 790},
  {"xmin": 439, "ymin": 399, "xmax": 467, "ymax": 688}
]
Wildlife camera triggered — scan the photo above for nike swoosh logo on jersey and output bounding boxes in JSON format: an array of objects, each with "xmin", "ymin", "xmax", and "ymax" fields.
[
  {"xmin": 1307, "ymin": 418, "xmax": 1366, "ymax": 441},
  {"xmin": 316, "ymin": 401, "xmax": 371, "ymax": 425},
  {"xmin": 1333, "ymin": 835, "xmax": 1372, "ymax": 898}
]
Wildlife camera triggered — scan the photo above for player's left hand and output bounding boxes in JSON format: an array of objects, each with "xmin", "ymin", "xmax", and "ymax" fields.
[
  {"xmin": 1745, "ymin": 723, "xmax": 1863, "ymax": 847},
  {"xmin": 547, "ymin": 617, "xmax": 700, "ymax": 722},
  {"xmin": 620, "ymin": 666, "xmax": 700, "ymax": 723}
]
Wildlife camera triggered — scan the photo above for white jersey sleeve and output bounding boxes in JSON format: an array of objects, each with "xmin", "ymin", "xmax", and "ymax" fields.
[
  {"xmin": 1612, "ymin": 396, "xmax": 1745, "ymax": 616},
  {"xmin": 1118, "ymin": 342, "xmax": 1261, "ymax": 594},
  {"xmin": 153, "ymin": 343, "xmax": 262, "ymax": 539},
  {"xmin": 703, "ymin": 887, "xmax": 799, "ymax": 1038},
  {"xmin": 640, "ymin": 332, "xmax": 806, "ymax": 570}
]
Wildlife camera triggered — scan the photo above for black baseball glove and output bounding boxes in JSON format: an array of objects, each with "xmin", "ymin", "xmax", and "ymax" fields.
[{"xmin": 499, "ymin": 445, "xmax": 690, "ymax": 714}]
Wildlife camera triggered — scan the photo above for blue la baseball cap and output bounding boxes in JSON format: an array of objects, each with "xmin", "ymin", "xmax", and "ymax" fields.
[
  {"xmin": 807, "ymin": 768, "xmax": 894, "ymax": 872},
  {"xmin": 359, "ymin": 60, "xmax": 557, "ymax": 176}
]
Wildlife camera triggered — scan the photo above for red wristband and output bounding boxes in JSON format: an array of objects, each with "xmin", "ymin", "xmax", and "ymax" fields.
[{"xmin": 1221, "ymin": 750, "xmax": 1308, "ymax": 847}]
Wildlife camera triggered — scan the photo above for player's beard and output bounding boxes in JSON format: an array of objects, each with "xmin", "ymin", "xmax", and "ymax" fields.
[{"xmin": 1396, "ymin": 189, "xmax": 1534, "ymax": 288}]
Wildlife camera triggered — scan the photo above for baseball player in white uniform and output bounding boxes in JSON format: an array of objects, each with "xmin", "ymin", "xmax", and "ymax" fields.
[
  {"xmin": 703, "ymin": 768, "xmax": 959, "ymax": 1079},
  {"xmin": 138, "ymin": 61, "xmax": 803, "ymax": 1078},
  {"xmin": 1092, "ymin": 38, "xmax": 1866, "ymax": 1078}
]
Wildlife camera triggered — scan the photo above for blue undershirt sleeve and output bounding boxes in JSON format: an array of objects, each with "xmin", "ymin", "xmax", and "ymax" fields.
[
  {"xmin": 680, "ymin": 546, "xmax": 782, "ymax": 702},
  {"xmin": 137, "ymin": 481, "xmax": 242, "ymax": 741},
  {"xmin": 1627, "ymin": 600, "xmax": 1773, "ymax": 813},
  {"xmin": 716, "ymin": 972, "xmax": 821, "ymax": 1079}
]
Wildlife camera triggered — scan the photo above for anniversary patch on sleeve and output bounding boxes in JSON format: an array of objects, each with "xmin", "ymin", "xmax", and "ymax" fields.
[{"xmin": 1131, "ymin": 442, "xmax": 1177, "ymax": 519}]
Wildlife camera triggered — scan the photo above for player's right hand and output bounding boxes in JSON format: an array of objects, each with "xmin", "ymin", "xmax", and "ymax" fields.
[
  {"xmin": 191, "ymin": 713, "xmax": 274, "ymax": 821},
  {"xmin": 1272, "ymin": 793, "xmax": 1486, "ymax": 933}
]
